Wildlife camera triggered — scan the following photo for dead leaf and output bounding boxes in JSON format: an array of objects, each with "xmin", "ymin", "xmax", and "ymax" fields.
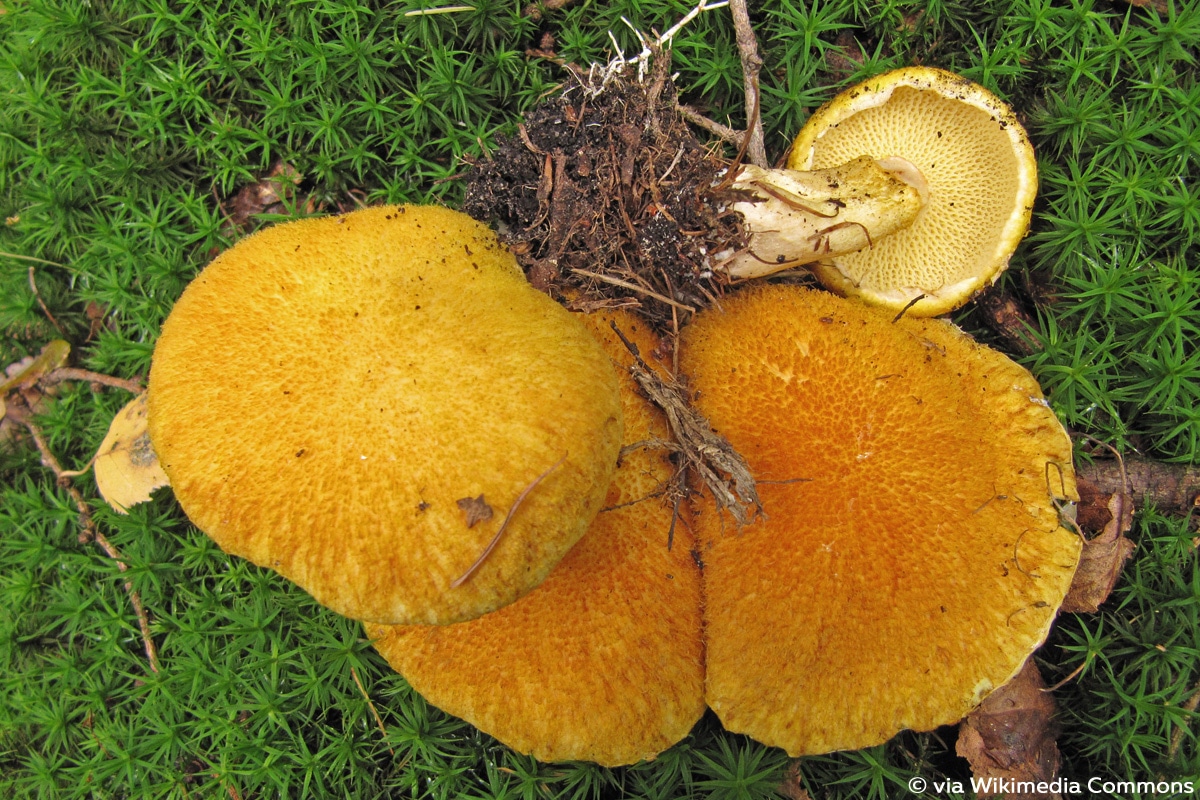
[
  {"xmin": 85, "ymin": 301, "xmax": 113, "ymax": 342},
  {"xmin": 0, "ymin": 339, "xmax": 70, "ymax": 395},
  {"xmin": 225, "ymin": 161, "xmax": 304, "ymax": 231},
  {"xmin": 456, "ymin": 495, "xmax": 493, "ymax": 527},
  {"xmin": 1061, "ymin": 478, "xmax": 1136, "ymax": 614},
  {"xmin": 777, "ymin": 761, "xmax": 812, "ymax": 800},
  {"xmin": 957, "ymin": 661, "xmax": 1062, "ymax": 799},
  {"xmin": 94, "ymin": 392, "xmax": 170, "ymax": 513},
  {"xmin": 1, "ymin": 341, "xmax": 70, "ymax": 447}
]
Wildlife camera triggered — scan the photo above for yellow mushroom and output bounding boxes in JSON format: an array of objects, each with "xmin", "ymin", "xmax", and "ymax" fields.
[
  {"xmin": 367, "ymin": 310, "xmax": 705, "ymax": 766},
  {"xmin": 726, "ymin": 67, "xmax": 1037, "ymax": 318},
  {"xmin": 680, "ymin": 285, "xmax": 1079, "ymax": 756},
  {"xmin": 148, "ymin": 205, "xmax": 623, "ymax": 626}
]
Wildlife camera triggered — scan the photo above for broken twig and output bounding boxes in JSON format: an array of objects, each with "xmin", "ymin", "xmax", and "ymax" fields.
[
  {"xmin": 6, "ymin": 400, "xmax": 160, "ymax": 675},
  {"xmin": 728, "ymin": 0, "xmax": 768, "ymax": 168},
  {"xmin": 610, "ymin": 321, "xmax": 761, "ymax": 526}
]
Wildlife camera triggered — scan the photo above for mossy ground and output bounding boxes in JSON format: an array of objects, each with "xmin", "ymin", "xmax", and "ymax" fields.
[{"xmin": 2, "ymin": 0, "xmax": 1198, "ymax": 798}]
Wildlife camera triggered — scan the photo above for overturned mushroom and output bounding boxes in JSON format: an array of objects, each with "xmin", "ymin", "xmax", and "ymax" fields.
[
  {"xmin": 148, "ymin": 205, "xmax": 623, "ymax": 625},
  {"xmin": 724, "ymin": 68, "xmax": 1036, "ymax": 319},
  {"xmin": 781, "ymin": 67, "xmax": 1038, "ymax": 316},
  {"xmin": 724, "ymin": 155, "xmax": 925, "ymax": 279},
  {"xmin": 680, "ymin": 285, "xmax": 1080, "ymax": 756}
]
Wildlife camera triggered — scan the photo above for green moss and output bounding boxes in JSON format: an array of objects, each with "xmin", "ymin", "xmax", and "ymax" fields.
[{"xmin": 2, "ymin": 0, "xmax": 1197, "ymax": 796}]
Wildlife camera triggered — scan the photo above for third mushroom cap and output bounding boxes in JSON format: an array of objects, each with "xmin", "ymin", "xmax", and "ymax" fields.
[{"xmin": 680, "ymin": 285, "xmax": 1080, "ymax": 756}]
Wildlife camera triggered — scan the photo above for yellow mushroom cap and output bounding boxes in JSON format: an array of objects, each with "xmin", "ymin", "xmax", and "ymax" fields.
[
  {"xmin": 148, "ymin": 205, "xmax": 623, "ymax": 625},
  {"xmin": 789, "ymin": 67, "xmax": 1038, "ymax": 317},
  {"xmin": 680, "ymin": 285, "xmax": 1079, "ymax": 756},
  {"xmin": 367, "ymin": 310, "xmax": 705, "ymax": 766}
]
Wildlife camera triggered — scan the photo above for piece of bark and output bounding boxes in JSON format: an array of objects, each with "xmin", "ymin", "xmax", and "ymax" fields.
[
  {"xmin": 1076, "ymin": 456, "xmax": 1200, "ymax": 516},
  {"xmin": 1061, "ymin": 479, "xmax": 1136, "ymax": 614},
  {"xmin": 957, "ymin": 661, "xmax": 1062, "ymax": 799},
  {"xmin": 977, "ymin": 289, "xmax": 1040, "ymax": 356}
]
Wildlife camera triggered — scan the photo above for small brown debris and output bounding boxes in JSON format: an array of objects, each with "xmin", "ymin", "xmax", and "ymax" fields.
[
  {"xmin": 610, "ymin": 322, "xmax": 761, "ymax": 527},
  {"xmin": 1, "ymin": 339, "xmax": 69, "ymax": 396},
  {"xmin": 957, "ymin": 661, "xmax": 1062, "ymax": 800},
  {"xmin": 1, "ymin": 340, "xmax": 69, "ymax": 447},
  {"xmin": 85, "ymin": 301, "xmax": 114, "ymax": 342},
  {"xmin": 1061, "ymin": 479, "xmax": 1136, "ymax": 614},
  {"xmin": 456, "ymin": 495, "xmax": 494, "ymax": 527},
  {"xmin": 1122, "ymin": 0, "xmax": 1169, "ymax": 12},
  {"xmin": 778, "ymin": 761, "xmax": 813, "ymax": 800},
  {"xmin": 223, "ymin": 161, "xmax": 306, "ymax": 232},
  {"xmin": 461, "ymin": 63, "xmax": 746, "ymax": 334},
  {"xmin": 977, "ymin": 288, "xmax": 1040, "ymax": 356}
]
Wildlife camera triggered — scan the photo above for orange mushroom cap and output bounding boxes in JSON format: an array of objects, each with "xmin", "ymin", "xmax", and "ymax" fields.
[
  {"xmin": 367, "ymin": 310, "xmax": 705, "ymax": 766},
  {"xmin": 148, "ymin": 205, "xmax": 622, "ymax": 625},
  {"xmin": 680, "ymin": 285, "xmax": 1079, "ymax": 756}
]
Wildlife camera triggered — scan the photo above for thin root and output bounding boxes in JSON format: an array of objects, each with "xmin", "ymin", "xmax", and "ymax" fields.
[{"xmin": 451, "ymin": 454, "xmax": 568, "ymax": 588}]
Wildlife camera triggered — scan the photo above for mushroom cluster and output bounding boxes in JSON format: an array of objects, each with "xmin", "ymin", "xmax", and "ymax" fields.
[{"xmin": 139, "ymin": 68, "xmax": 1078, "ymax": 768}]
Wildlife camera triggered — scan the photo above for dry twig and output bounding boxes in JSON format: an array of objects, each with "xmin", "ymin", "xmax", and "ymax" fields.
[
  {"xmin": 350, "ymin": 666, "xmax": 395, "ymax": 755},
  {"xmin": 728, "ymin": 0, "xmax": 768, "ymax": 168},
  {"xmin": 1167, "ymin": 678, "xmax": 1200, "ymax": 764},
  {"xmin": 44, "ymin": 367, "xmax": 144, "ymax": 394},
  {"xmin": 450, "ymin": 455, "xmax": 568, "ymax": 588},
  {"xmin": 6, "ymin": 400, "xmax": 160, "ymax": 674},
  {"xmin": 28, "ymin": 266, "xmax": 66, "ymax": 335}
]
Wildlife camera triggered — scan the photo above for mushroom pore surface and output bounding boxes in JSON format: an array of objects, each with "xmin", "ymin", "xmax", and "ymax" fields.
[
  {"xmin": 681, "ymin": 285, "xmax": 1080, "ymax": 756},
  {"xmin": 148, "ymin": 205, "xmax": 623, "ymax": 625},
  {"xmin": 789, "ymin": 67, "xmax": 1037, "ymax": 316}
]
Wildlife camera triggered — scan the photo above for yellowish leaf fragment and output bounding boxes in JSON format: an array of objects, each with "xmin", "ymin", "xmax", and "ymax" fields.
[
  {"xmin": 0, "ymin": 339, "xmax": 70, "ymax": 395},
  {"xmin": 95, "ymin": 392, "xmax": 170, "ymax": 513}
]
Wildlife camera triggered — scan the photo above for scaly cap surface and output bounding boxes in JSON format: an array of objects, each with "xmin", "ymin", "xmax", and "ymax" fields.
[
  {"xmin": 681, "ymin": 285, "xmax": 1079, "ymax": 755},
  {"xmin": 148, "ymin": 205, "xmax": 623, "ymax": 625},
  {"xmin": 367, "ymin": 310, "xmax": 705, "ymax": 765}
]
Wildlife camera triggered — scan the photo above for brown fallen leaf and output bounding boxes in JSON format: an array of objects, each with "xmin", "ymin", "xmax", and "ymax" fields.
[
  {"xmin": 224, "ymin": 161, "xmax": 305, "ymax": 231},
  {"xmin": 94, "ymin": 392, "xmax": 170, "ymax": 513},
  {"xmin": 456, "ymin": 495, "xmax": 494, "ymax": 528},
  {"xmin": 85, "ymin": 301, "xmax": 114, "ymax": 342},
  {"xmin": 1061, "ymin": 478, "xmax": 1136, "ymax": 614},
  {"xmin": 957, "ymin": 661, "xmax": 1061, "ymax": 799},
  {"xmin": 1, "ymin": 340, "xmax": 70, "ymax": 446},
  {"xmin": 0, "ymin": 339, "xmax": 70, "ymax": 396},
  {"xmin": 777, "ymin": 761, "xmax": 813, "ymax": 800}
]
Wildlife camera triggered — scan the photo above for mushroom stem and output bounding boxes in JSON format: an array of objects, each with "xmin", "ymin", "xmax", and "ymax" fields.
[{"xmin": 723, "ymin": 155, "xmax": 925, "ymax": 280}]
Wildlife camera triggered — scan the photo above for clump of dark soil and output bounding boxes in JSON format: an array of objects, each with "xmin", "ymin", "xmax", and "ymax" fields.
[
  {"xmin": 462, "ymin": 59, "xmax": 748, "ymax": 334},
  {"xmin": 463, "ymin": 57, "xmax": 763, "ymax": 528}
]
